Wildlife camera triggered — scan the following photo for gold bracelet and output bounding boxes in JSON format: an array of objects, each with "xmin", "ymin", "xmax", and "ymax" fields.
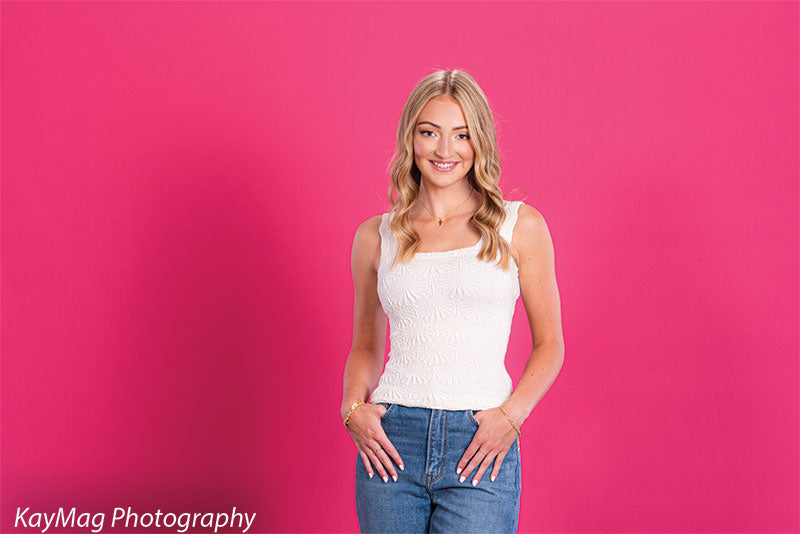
[
  {"xmin": 499, "ymin": 405, "xmax": 522, "ymax": 452},
  {"xmin": 499, "ymin": 405, "xmax": 521, "ymax": 437},
  {"xmin": 343, "ymin": 400, "xmax": 366, "ymax": 429}
]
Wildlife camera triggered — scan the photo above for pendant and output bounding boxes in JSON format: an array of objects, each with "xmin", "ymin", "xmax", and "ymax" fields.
[{"xmin": 437, "ymin": 219, "xmax": 443, "ymax": 226}]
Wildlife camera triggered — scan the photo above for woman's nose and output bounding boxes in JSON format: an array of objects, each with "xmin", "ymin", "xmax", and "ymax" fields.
[{"xmin": 436, "ymin": 137, "xmax": 452, "ymax": 157}]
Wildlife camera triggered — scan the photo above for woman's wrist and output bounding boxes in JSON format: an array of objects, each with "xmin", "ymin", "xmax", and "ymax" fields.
[
  {"xmin": 498, "ymin": 405, "xmax": 522, "ymax": 437},
  {"xmin": 342, "ymin": 400, "xmax": 367, "ymax": 428},
  {"xmin": 499, "ymin": 400, "xmax": 527, "ymax": 431},
  {"xmin": 341, "ymin": 396, "xmax": 367, "ymax": 421}
]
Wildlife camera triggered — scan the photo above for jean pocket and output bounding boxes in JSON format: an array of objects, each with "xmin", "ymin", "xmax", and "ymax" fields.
[
  {"xmin": 466, "ymin": 409, "xmax": 479, "ymax": 426},
  {"xmin": 377, "ymin": 402, "xmax": 396, "ymax": 421}
]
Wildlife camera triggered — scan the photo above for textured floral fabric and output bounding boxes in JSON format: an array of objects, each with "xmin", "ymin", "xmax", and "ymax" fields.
[{"xmin": 370, "ymin": 200, "xmax": 523, "ymax": 411}]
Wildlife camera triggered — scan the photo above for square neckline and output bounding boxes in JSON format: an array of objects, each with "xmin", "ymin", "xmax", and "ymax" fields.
[
  {"xmin": 387, "ymin": 199, "xmax": 514, "ymax": 256},
  {"xmin": 413, "ymin": 235, "xmax": 484, "ymax": 256}
]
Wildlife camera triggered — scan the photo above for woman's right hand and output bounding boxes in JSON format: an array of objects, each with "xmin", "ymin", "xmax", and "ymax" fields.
[{"xmin": 346, "ymin": 403, "xmax": 405, "ymax": 482}]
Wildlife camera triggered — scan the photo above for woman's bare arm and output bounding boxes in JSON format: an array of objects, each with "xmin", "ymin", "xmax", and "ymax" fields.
[
  {"xmin": 341, "ymin": 215, "xmax": 388, "ymax": 420},
  {"xmin": 341, "ymin": 215, "xmax": 405, "ymax": 482},
  {"xmin": 503, "ymin": 203, "xmax": 565, "ymax": 425}
]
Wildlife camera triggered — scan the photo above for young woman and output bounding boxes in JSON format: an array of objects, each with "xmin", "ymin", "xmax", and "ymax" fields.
[{"xmin": 341, "ymin": 69, "xmax": 565, "ymax": 533}]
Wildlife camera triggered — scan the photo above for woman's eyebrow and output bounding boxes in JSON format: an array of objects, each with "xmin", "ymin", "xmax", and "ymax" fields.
[{"xmin": 416, "ymin": 121, "xmax": 468, "ymax": 130}]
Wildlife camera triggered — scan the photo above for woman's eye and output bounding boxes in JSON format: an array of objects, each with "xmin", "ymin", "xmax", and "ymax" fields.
[{"xmin": 419, "ymin": 130, "xmax": 469, "ymax": 140}]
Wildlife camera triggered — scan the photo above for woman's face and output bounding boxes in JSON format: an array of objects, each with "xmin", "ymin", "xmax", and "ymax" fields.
[{"xmin": 413, "ymin": 96, "xmax": 475, "ymax": 189}]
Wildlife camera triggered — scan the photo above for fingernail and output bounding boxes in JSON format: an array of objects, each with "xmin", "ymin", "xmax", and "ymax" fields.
[
  {"xmin": 491, "ymin": 475, "xmax": 496, "ymax": 482},
  {"xmin": 459, "ymin": 476, "xmax": 465, "ymax": 483},
  {"xmin": 399, "ymin": 464, "xmax": 405, "ymax": 471},
  {"xmin": 382, "ymin": 475, "xmax": 388, "ymax": 483},
  {"xmin": 472, "ymin": 479, "xmax": 478, "ymax": 486},
  {"xmin": 368, "ymin": 472, "xmax": 373, "ymax": 479},
  {"xmin": 392, "ymin": 474, "xmax": 397, "ymax": 482},
  {"xmin": 456, "ymin": 467, "xmax": 462, "ymax": 474}
]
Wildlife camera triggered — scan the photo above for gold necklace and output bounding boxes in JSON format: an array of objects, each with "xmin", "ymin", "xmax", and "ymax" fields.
[{"xmin": 417, "ymin": 189, "xmax": 476, "ymax": 226}]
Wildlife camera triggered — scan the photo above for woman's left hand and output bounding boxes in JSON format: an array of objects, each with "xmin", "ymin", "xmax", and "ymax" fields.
[{"xmin": 456, "ymin": 407, "xmax": 519, "ymax": 485}]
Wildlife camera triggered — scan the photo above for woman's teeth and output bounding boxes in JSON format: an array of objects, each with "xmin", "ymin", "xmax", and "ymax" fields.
[{"xmin": 432, "ymin": 161, "xmax": 456, "ymax": 170}]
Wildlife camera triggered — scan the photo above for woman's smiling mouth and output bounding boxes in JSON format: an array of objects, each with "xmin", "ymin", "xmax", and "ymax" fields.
[{"xmin": 430, "ymin": 160, "xmax": 458, "ymax": 171}]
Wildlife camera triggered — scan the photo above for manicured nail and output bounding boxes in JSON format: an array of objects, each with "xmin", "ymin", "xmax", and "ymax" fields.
[
  {"xmin": 392, "ymin": 474, "xmax": 397, "ymax": 482},
  {"xmin": 382, "ymin": 475, "xmax": 388, "ymax": 483},
  {"xmin": 399, "ymin": 464, "xmax": 405, "ymax": 471},
  {"xmin": 456, "ymin": 467, "xmax": 462, "ymax": 474},
  {"xmin": 491, "ymin": 475, "xmax": 496, "ymax": 482},
  {"xmin": 368, "ymin": 472, "xmax": 373, "ymax": 479},
  {"xmin": 472, "ymin": 479, "xmax": 478, "ymax": 486},
  {"xmin": 459, "ymin": 476, "xmax": 465, "ymax": 483}
]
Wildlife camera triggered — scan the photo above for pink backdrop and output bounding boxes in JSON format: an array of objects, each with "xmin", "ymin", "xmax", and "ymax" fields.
[{"xmin": 2, "ymin": 1, "xmax": 797, "ymax": 533}]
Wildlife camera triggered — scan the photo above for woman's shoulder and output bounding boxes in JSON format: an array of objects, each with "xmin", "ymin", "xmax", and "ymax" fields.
[
  {"xmin": 353, "ymin": 213, "xmax": 384, "ymax": 241},
  {"xmin": 351, "ymin": 212, "xmax": 388, "ymax": 257},
  {"xmin": 505, "ymin": 199, "xmax": 544, "ymax": 224},
  {"xmin": 360, "ymin": 212, "xmax": 386, "ymax": 227},
  {"xmin": 507, "ymin": 201, "xmax": 553, "ymax": 255}
]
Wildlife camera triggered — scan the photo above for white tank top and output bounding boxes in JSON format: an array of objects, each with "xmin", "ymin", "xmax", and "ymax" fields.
[{"xmin": 369, "ymin": 200, "xmax": 523, "ymax": 411}]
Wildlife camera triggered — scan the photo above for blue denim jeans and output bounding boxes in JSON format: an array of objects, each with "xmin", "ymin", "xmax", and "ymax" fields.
[{"xmin": 355, "ymin": 403, "xmax": 521, "ymax": 533}]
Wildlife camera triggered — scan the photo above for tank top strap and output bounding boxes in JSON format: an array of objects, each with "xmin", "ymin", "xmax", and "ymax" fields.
[
  {"xmin": 499, "ymin": 200, "xmax": 524, "ymax": 244},
  {"xmin": 378, "ymin": 212, "xmax": 396, "ymax": 265}
]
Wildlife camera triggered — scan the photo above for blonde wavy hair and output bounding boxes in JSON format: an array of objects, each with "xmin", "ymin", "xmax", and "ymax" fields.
[{"xmin": 385, "ymin": 69, "xmax": 516, "ymax": 271}]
